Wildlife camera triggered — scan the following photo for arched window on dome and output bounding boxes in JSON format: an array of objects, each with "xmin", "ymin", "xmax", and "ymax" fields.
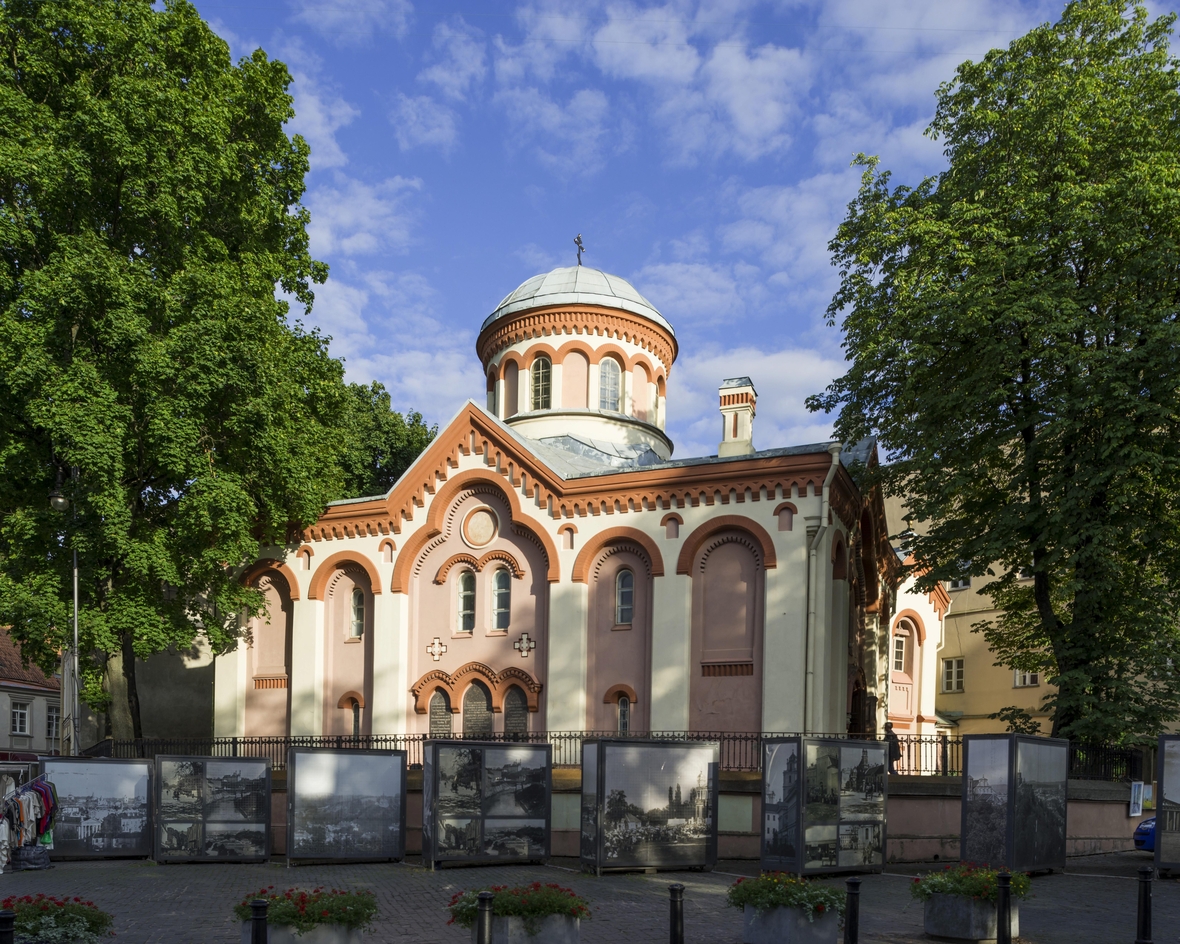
[
  {"xmin": 531, "ymin": 355, "xmax": 552, "ymax": 410},
  {"xmin": 599, "ymin": 358, "xmax": 621, "ymax": 412},
  {"xmin": 486, "ymin": 367, "xmax": 497, "ymax": 414}
]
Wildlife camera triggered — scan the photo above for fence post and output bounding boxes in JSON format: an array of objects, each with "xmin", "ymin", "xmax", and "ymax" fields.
[
  {"xmin": 939, "ymin": 734, "xmax": 949, "ymax": 776},
  {"xmin": 1135, "ymin": 865, "xmax": 1153, "ymax": 944},
  {"xmin": 844, "ymin": 877, "xmax": 861, "ymax": 944},
  {"xmin": 996, "ymin": 873, "xmax": 1011, "ymax": 944},
  {"xmin": 250, "ymin": 899, "xmax": 268, "ymax": 944},
  {"xmin": 476, "ymin": 891, "xmax": 494, "ymax": 944},
  {"xmin": 0, "ymin": 909, "xmax": 14, "ymax": 944},
  {"xmin": 669, "ymin": 883, "xmax": 685, "ymax": 944}
]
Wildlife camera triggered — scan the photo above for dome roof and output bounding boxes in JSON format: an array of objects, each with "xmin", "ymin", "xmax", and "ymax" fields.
[{"xmin": 482, "ymin": 266, "xmax": 673, "ymax": 335}]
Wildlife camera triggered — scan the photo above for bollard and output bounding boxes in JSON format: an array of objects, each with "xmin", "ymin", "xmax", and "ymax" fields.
[
  {"xmin": 0, "ymin": 909, "xmax": 14, "ymax": 944},
  {"xmin": 250, "ymin": 899, "xmax": 268, "ymax": 944},
  {"xmin": 669, "ymin": 883, "xmax": 685, "ymax": 944},
  {"xmin": 476, "ymin": 890, "xmax": 495, "ymax": 944},
  {"xmin": 844, "ymin": 877, "xmax": 861, "ymax": 944},
  {"xmin": 996, "ymin": 873, "xmax": 1011, "ymax": 944},
  {"xmin": 1136, "ymin": 865, "xmax": 1153, "ymax": 944}
]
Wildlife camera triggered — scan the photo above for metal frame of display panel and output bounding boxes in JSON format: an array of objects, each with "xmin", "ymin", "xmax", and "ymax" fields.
[
  {"xmin": 960, "ymin": 734, "xmax": 1068, "ymax": 873},
  {"xmin": 153, "ymin": 755, "xmax": 271, "ymax": 864},
  {"xmin": 1155, "ymin": 734, "xmax": 1180, "ymax": 872},
  {"xmin": 759, "ymin": 737, "xmax": 888, "ymax": 875},
  {"xmin": 286, "ymin": 748, "xmax": 407, "ymax": 864},
  {"xmin": 580, "ymin": 738, "xmax": 719, "ymax": 875},
  {"xmin": 422, "ymin": 739, "xmax": 552, "ymax": 868},
  {"xmin": 39, "ymin": 756, "xmax": 153, "ymax": 860}
]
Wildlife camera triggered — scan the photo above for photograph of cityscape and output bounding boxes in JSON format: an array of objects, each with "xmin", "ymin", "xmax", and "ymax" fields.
[
  {"xmin": 155, "ymin": 756, "xmax": 270, "ymax": 862},
  {"xmin": 804, "ymin": 824, "xmax": 838, "ymax": 869},
  {"xmin": 42, "ymin": 758, "xmax": 152, "ymax": 858},
  {"xmin": 1158, "ymin": 738, "xmax": 1180, "ymax": 866},
  {"xmin": 838, "ymin": 822, "xmax": 883, "ymax": 868},
  {"xmin": 483, "ymin": 747, "xmax": 548, "ymax": 818},
  {"xmin": 289, "ymin": 749, "xmax": 405, "ymax": 861},
  {"xmin": 581, "ymin": 744, "xmax": 598, "ymax": 861},
  {"xmin": 839, "ymin": 746, "xmax": 886, "ymax": 822},
  {"xmin": 804, "ymin": 743, "xmax": 841, "ymax": 824},
  {"xmin": 761, "ymin": 740, "xmax": 800, "ymax": 864},
  {"xmin": 437, "ymin": 746, "xmax": 482, "ymax": 816},
  {"xmin": 1013, "ymin": 739, "xmax": 1068, "ymax": 871},
  {"xmin": 598, "ymin": 742, "xmax": 716, "ymax": 869},
  {"xmin": 483, "ymin": 818, "xmax": 546, "ymax": 857},
  {"xmin": 961, "ymin": 738, "xmax": 1011, "ymax": 868}
]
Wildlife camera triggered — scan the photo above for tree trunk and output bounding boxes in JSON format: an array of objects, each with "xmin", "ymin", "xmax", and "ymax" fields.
[{"xmin": 121, "ymin": 631, "xmax": 143, "ymax": 740}]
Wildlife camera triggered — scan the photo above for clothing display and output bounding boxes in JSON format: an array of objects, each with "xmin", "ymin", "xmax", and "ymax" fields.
[{"xmin": 1, "ymin": 775, "xmax": 57, "ymax": 871}]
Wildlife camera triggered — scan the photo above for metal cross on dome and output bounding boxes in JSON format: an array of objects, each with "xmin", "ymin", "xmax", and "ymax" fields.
[
  {"xmin": 426, "ymin": 637, "xmax": 448, "ymax": 662},
  {"xmin": 574, "ymin": 234, "xmax": 585, "ymax": 266},
  {"xmin": 514, "ymin": 632, "xmax": 536, "ymax": 658}
]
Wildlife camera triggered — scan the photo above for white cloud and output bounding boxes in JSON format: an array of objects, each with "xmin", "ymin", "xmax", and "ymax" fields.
[
  {"xmin": 306, "ymin": 174, "xmax": 423, "ymax": 257},
  {"xmin": 288, "ymin": 74, "xmax": 360, "ymax": 170},
  {"xmin": 391, "ymin": 94, "xmax": 459, "ymax": 152},
  {"xmin": 495, "ymin": 87, "xmax": 613, "ymax": 175},
  {"xmin": 290, "ymin": 0, "xmax": 413, "ymax": 46},
  {"xmin": 419, "ymin": 20, "xmax": 487, "ymax": 101},
  {"xmin": 633, "ymin": 261, "xmax": 744, "ymax": 323}
]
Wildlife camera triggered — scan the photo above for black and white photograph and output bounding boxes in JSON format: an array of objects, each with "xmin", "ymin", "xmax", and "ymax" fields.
[
  {"xmin": 962, "ymin": 738, "xmax": 1011, "ymax": 868},
  {"xmin": 1158, "ymin": 739, "xmax": 1180, "ymax": 864},
  {"xmin": 158, "ymin": 821, "xmax": 202, "ymax": 857},
  {"xmin": 155, "ymin": 755, "xmax": 270, "ymax": 862},
  {"xmin": 1013, "ymin": 739, "xmax": 1067, "ymax": 871},
  {"xmin": 838, "ymin": 822, "xmax": 883, "ymax": 868},
  {"xmin": 437, "ymin": 747, "xmax": 483, "ymax": 816},
  {"xmin": 159, "ymin": 759, "xmax": 203, "ymax": 818},
  {"xmin": 204, "ymin": 822, "xmax": 267, "ymax": 858},
  {"xmin": 804, "ymin": 743, "xmax": 840, "ymax": 824},
  {"xmin": 483, "ymin": 747, "xmax": 547, "ymax": 818},
  {"xmin": 580, "ymin": 745, "xmax": 598, "ymax": 861},
  {"xmin": 483, "ymin": 818, "xmax": 546, "ymax": 857},
  {"xmin": 42, "ymin": 758, "xmax": 152, "ymax": 858},
  {"xmin": 839, "ymin": 746, "xmax": 885, "ymax": 821},
  {"xmin": 804, "ymin": 824, "xmax": 838, "ymax": 869},
  {"xmin": 204, "ymin": 760, "xmax": 268, "ymax": 822},
  {"xmin": 438, "ymin": 817, "xmax": 480, "ymax": 856},
  {"xmin": 762, "ymin": 740, "xmax": 799, "ymax": 861},
  {"xmin": 289, "ymin": 750, "xmax": 405, "ymax": 861},
  {"xmin": 600, "ymin": 743, "xmax": 715, "ymax": 868}
]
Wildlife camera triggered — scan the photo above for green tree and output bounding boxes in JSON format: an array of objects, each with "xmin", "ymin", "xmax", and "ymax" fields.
[
  {"xmin": 339, "ymin": 382, "xmax": 436, "ymax": 499},
  {"xmin": 809, "ymin": 0, "xmax": 1180, "ymax": 743},
  {"xmin": 0, "ymin": 0, "xmax": 351, "ymax": 737}
]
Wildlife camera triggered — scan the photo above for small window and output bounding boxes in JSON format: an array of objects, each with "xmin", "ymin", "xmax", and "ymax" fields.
[
  {"xmin": 47, "ymin": 705, "xmax": 60, "ymax": 742},
  {"xmin": 350, "ymin": 588, "xmax": 365, "ymax": 638},
  {"xmin": 943, "ymin": 658, "xmax": 965, "ymax": 693},
  {"xmin": 11, "ymin": 702, "xmax": 28, "ymax": 736},
  {"xmin": 458, "ymin": 571, "xmax": 476, "ymax": 633},
  {"xmin": 599, "ymin": 359, "xmax": 621, "ymax": 411},
  {"xmin": 892, "ymin": 636, "xmax": 906, "ymax": 673},
  {"xmin": 665, "ymin": 518, "xmax": 679, "ymax": 540},
  {"xmin": 1014, "ymin": 670, "xmax": 1040, "ymax": 688},
  {"xmin": 531, "ymin": 356, "xmax": 552, "ymax": 410},
  {"xmin": 350, "ymin": 698, "xmax": 361, "ymax": 738},
  {"xmin": 617, "ymin": 694, "xmax": 631, "ymax": 734},
  {"xmin": 948, "ymin": 577, "xmax": 971, "ymax": 591},
  {"xmin": 492, "ymin": 569, "xmax": 511, "ymax": 630},
  {"xmin": 615, "ymin": 569, "xmax": 634, "ymax": 625},
  {"xmin": 777, "ymin": 507, "xmax": 793, "ymax": 532}
]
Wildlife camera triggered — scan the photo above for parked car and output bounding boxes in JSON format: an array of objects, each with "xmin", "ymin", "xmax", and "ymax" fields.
[{"xmin": 1134, "ymin": 817, "xmax": 1155, "ymax": 852}]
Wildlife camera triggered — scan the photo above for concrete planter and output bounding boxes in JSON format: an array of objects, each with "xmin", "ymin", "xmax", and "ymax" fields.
[
  {"xmin": 469, "ymin": 915, "xmax": 580, "ymax": 944},
  {"xmin": 741, "ymin": 904, "xmax": 840, "ymax": 944},
  {"xmin": 922, "ymin": 894, "xmax": 1019, "ymax": 941},
  {"xmin": 239, "ymin": 923, "xmax": 364, "ymax": 944}
]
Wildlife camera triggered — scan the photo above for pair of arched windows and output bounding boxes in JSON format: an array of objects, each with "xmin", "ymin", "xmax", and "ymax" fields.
[
  {"xmin": 457, "ymin": 569, "xmax": 511, "ymax": 633},
  {"xmin": 507, "ymin": 354, "xmax": 623, "ymax": 413}
]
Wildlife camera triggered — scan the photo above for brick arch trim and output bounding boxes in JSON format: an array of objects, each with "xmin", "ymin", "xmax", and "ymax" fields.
[
  {"xmin": 434, "ymin": 549, "xmax": 526, "ymax": 583},
  {"xmin": 675, "ymin": 515, "xmax": 778, "ymax": 575},
  {"xmin": 893, "ymin": 609, "xmax": 927, "ymax": 646},
  {"xmin": 240, "ymin": 559, "xmax": 301, "ymax": 600},
  {"xmin": 392, "ymin": 469, "xmax": 560, "ymax": 593},
  {"xmin": 660, "ymin": 512, "xmax": 684, "ymax": 527},
  {"xmin": 308, "ymin": 551, "xmax": 383, "ymax": 600},
  {"xmin": 603, "ymin": 683, "xmax": 639, "ymax": 705},
  {"xmin": 410, "ymin": 662, "xmax": 543, "ymax": 714},
  {"xmin": 571, "ymin": 527, "xmax": 666, "ymax": 583},
  {"xmin": 773, "ymin": 501, "xmax": 798, "ymax": 517},
  {"xmin": 337, "ymin": 690, "xmax": 365, "ymax": 709}
]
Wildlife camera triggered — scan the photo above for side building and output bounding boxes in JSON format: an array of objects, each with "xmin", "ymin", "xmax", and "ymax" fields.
[{"xmin": 0, "ymin": 628, "xmax": 61, "ymax": 756}]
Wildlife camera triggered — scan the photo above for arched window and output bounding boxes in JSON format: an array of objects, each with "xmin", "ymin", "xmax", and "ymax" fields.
[
  {"xmin": 486, "ymin": 367, "xmax": 497, "ymax": 414},
  {"xmin": 350, "ymin": 698, "xmax": 361, "ymax": 738},
  {"xmin": 617, "ymin": 694, "xmax": 631, "ymax": 734},
  {"xmin": 599, "ymin": 358, "xmax": 621, "ymax": 411},
  {"xmin": 492, "ymin": 569, "xmax": 511, "ymax": 630},
  {"xmin": 458, "ymin": 571, "xmax": 476, "ymax": 633},
  {"xmin": 503, "ymin": 685, "xmax": 528, "ymax": 739},
  {"xmin": 615, "ymin": 569, "xmax": 634, "ymax": 625},
  {"xmin": 531, "ymin": 355, "xmax": 552, "ymax": 410},
  {"xmin": 429, "ymin": 690, "xmax": 452, "ymax": 738},
  {"xmin": 350, "ymin": 588, "xmax": 365, "ymax": 638}
]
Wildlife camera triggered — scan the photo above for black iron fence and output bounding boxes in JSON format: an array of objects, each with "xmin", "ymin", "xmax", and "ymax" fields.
[{"xmin": 1069, "ymin": 741, "xmax": 1146, "ymax": 781}]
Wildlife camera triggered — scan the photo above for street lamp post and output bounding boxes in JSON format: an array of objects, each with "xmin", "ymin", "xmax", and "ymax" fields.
[{"xmin": 49, "ymin": 480, "xmax": 79, "ymax": 756}]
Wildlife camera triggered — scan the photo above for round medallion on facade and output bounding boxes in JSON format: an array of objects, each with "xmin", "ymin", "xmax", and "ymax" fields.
[{"xmin": 462, "ymin": 507, "xmax": 499, "ymax": 548}]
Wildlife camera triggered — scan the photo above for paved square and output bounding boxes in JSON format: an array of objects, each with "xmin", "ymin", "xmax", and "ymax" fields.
[{"xmin": 2, "ymin": 852, "xmax": 1175, "ymax": 943}]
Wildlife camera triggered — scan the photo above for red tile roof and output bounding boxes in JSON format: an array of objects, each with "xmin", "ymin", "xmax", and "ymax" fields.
[{"xmin": 0, "ymin": 630, "xmax": 59, "ymax": 692}]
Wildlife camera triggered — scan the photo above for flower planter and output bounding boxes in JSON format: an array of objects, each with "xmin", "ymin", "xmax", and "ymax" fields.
[
  {"xmin": 922, "ymin": 894, "xmax": 1019, "ymax": 942},
  {"xmin": 469, "ymin": 915, "xmax": 580, "ymax": 944},
  {"xmin": 239, "ymin": 922, "xmax": 364, "ymax": 944},
  {"xmin": 742, "ymin": 904, "xmax": 839, "ymax": 944}
]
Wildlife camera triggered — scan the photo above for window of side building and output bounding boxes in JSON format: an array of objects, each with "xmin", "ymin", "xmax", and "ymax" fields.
[{"xmin": 942, "ymin": 658, "xmax": 965, "ymax": 693}]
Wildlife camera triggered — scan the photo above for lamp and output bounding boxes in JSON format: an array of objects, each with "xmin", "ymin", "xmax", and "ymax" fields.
[{"xmin": 49, "ymin": 490, "xmax": 70, "ymax": 513}]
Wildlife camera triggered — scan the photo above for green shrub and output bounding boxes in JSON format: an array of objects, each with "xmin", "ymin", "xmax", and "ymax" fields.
[
  {"xmin": 909, "ymin": 864, "xmax": 1032, "ymax": 903},
  {"xmin": 2, "ymin": 893, "xmax": 114, "ymax": 944},
  {"xmin": 233, "ymin": 887, "xmax": 377, "ymax": 934},
  {"xmin": 447, "ymin": 883, "xmax": 591, "ymax": 936},
  {"xmin": 725, "ymin": 873, "xmax": 845, "ymax": 923}
]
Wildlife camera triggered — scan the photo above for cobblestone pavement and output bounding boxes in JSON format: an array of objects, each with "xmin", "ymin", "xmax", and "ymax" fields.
[{"xmin": 1, "ymin": 851, "xmax": 1175, "ymax": 943}]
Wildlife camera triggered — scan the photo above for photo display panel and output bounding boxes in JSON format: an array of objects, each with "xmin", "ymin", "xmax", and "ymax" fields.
[
  {"xmin": 422, "ymin": 740, "xmax": 551, "ymax": 867},
  {"xmin": 40, "ymin": 757, "xmax": 152, "ymax": 859},
  {"xmin": 580, "ymin": 742, "xmax": 598, "ymax": 863},
  {"xmin": 287, "ymin": 749, "xmax": 406, "ymax": 862},
  {"xmin": 581, "ymin": 738, "xmax": 719, "ymax": 874},
  {"xmin": 154, "ymin": 756, "xmax": 270, "ymax": 863},
  {"xmin": 1157, "ymin": 735, "xmax": 1180, "ymax": 870},
  {"xmin": 961, "ymin": 736, "xmax": 1011, "ymax": 868},
  {"xmin": 1013, "ymin": 738, "xmax": 1068, "ymax": 872},
  {"xmin": 760, "ymin": 738, "xmax": 800, "ymax": 871}
]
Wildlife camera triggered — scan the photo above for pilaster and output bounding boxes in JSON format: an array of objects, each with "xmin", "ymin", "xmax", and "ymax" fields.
[{"xmin": 650, "ymin": 573, "xmax": 691, "ymax": 730}]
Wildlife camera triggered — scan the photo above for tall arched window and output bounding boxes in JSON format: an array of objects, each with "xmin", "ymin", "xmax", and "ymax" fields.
[
  {"xmin": 492, "ymin": 569, "xmax": 511, "ymax": 630},
  {"xmin": 615, "ymin": 569, "xmax": 634, "ymax": 625},
  {"xmin": 350, "ymin": 697, "xmax": 361, "ymax": 738},
  {"xmin": 350, "ymin": 588, "xmax": 365, "ymax": 638},
  {"xmin": 599, "ymin": 358, "xmax": 621, "ymax": 411},
  {"xmin": 617, "ymin": 694, "xmax": 631, "ymax": 734},
  {"xmin": 531, "ymin": 355, "xmax": 552, "ymax": 410},
  {"xmin": 458, "ymin": 571, "xmax": 476, "ymax": 632}
]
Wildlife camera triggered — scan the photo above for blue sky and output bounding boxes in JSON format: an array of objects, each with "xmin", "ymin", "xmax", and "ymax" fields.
[{"xmin": 201, "ymin": 0, "xmax": 1176, "ymax": 459}]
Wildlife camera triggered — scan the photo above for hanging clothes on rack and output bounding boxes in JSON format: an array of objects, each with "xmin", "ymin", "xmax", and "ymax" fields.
[{"xmin": 2, "ymin": 773, "xmax": 56, "ymax": 871}]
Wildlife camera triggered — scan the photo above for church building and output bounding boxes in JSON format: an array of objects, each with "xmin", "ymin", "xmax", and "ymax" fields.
[{"xmin": 214, "ymin": 265, "xmax": 900, "ymax": 740}]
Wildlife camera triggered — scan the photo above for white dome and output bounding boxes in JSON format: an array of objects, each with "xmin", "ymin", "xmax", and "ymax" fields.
[{"xmin": 482, "ymin": 266, "xmax": 673, "ymax": 335}]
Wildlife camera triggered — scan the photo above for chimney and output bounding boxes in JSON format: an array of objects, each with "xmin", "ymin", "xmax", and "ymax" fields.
[{"xmin": 718, "ymin": 377, "xmax": 757, "ymax": 457}]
